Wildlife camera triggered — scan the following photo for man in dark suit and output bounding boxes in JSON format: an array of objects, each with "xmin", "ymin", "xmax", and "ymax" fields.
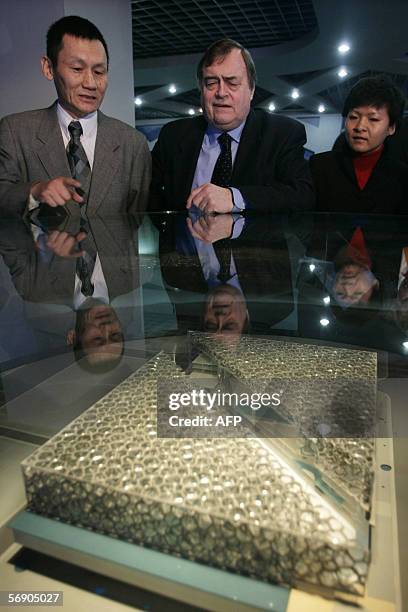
[
  {"xmin": 150, "ymin": 39, "xmax": 314, "ymax": 214},
  {"xmin": 156, "ymin": 212, "xmax": 294, "ymax": 334},
  {"xmin": 0, "ymin": 16, "xmax": 151, "ymax": 217}
]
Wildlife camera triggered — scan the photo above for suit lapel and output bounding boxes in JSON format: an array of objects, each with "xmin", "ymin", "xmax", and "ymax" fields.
[
  {"xmin": 179, "ymin": 117, "xmax": 206, "ymax": 201},
  {"xmin": 35, "ymin": 103, "xmax": 71, "ymax": 179},
  {"xmin": 337, "ymin": 145, "xmax": 359, "ymax": 188},
  {"xmin": 87, "ymin": 112, "xmax": 121, "ymax": 213},
  {"xmin": 231, "ymin": 111, "xmax": 262, "ymax": 181},
  {"xmin": 34, "ymin": 104, "xmax": 80, "ymax": 216},
  {"xmin": 363, "ymin": 146, "xmax": 391, "ymax": 192}
]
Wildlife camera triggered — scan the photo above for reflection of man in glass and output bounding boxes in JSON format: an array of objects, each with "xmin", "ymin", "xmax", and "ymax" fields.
[
  {"xmin": 203, "ymin": 284, "xmax": 249, "ymax": 342},
  {"xmin": 332, "ymin": 227, "xmax": 379, "ymax": 307},
  {"xmin": 66, "ymin": 298, "xmax": 124, "ymax": 371},
  {"xmin": 333, "ymin": 264, "xmax": 379, "ymax": 306},
  {"xmin": 0, "ymin": 212, "xmax": 140, "ymax": 371},
  {"xmin": 396, "ymin": 277, "xmax": 408, "ymax": 330},
  {"xmin": 395, "ymin": 247, "xmax": 408, "ymax": 331}
]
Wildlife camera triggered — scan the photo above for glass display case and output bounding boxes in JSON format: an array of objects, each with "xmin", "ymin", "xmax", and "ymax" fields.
[{"xmin": 0, "ymin": 209, "xmax": 406, "ymax": 610}]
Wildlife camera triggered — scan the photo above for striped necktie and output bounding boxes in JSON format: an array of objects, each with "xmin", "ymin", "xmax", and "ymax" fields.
[
  {"xmin": 67, "ymin": 121, "xmax": 91, "ymax": 205},
  {"xmin": 67, "ymin": 121, "xmax": 96, "ymax": 295}
]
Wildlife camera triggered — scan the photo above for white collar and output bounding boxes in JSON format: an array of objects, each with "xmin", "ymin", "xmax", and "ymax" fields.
[
  {"xmin": 204, "ymin": 119, "xmax": 246, "ymax": 146},
  {"xmin": 57, "ymin": 102, "xmax": 98, "ymax": 140}
]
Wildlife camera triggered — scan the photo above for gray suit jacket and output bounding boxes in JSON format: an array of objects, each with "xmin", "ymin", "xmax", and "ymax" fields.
[
  {"xmin": 0, "ymin": 103, "xmax": 151, "ymax": 216},
  {"xmin": 0, "ymin": 214, "xmax": 140, "ymax": 304}
]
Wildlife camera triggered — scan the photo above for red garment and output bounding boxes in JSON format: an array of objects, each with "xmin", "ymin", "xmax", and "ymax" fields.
[
  {"xmin": 344, "ymin": 227, "xmax": 372, "ymax": 269},
  {"xmin": 353, "ymin": 145, "xmax": 384, "ymax": 190}
]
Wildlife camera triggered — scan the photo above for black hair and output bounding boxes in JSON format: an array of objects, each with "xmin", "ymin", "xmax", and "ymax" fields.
[
  {"xmin": 46, "ymin": 15, "xmax": 109, "ymax": 67},
  {"xmin": 197, "ymin": 38, "xmax": 256, "ymax": 90},
  {"xmin": 342, "ymin": 75, "xmax": 405, "ymax": 128}
]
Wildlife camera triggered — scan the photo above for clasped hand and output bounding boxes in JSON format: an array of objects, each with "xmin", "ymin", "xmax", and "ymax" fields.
[
  {"xmin": 187, "ymin": 212, "xmax": 233, "ymax": 243},
  {"xmin": 186, "ymin": 183, "xmax": 233, "ymax": 213}
]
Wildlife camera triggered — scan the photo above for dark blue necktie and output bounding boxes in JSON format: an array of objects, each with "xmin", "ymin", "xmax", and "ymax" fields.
[
  {"xmin": 211, "ymin": 132, "xmax": 233, "ymax": 281},
  {"xmin": 211, "ymin": 132, "xmax": 232, "ymax": 187}
]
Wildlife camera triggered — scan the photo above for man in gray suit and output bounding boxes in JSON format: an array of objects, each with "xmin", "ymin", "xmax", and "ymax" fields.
[
  {"xmin": 0, "ymin": 15, "xmax": 151, "ymax": 217},
  {"xmin": 0, "ymin": 212, "xmax": 142, "ymax": 372}
]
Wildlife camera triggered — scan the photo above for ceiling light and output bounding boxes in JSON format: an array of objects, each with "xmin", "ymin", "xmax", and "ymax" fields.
[
  {"xmin": 318, "ymin": 104, "xmax": 326, "ymax": 113},
  {"xmin": 199, "ymin": 107, "xmax": 203, "ymax": 113},
  {"xmin": 338, "ymin": 67, "xmax": 348, "ymax": 78},
  {"xmin": 188, "ymin": 108, "xmax": 195, "ymax": 115},
  {"xmin": 323, "ymin": 296, "xmax": 330, "ymax": 305},
  {"xmin": 291, "ymin": 88, "xmax": 300, "ymax": 100},
  {"xmin": 309, "ymin": 263, "xmax": 316, "ymax": 272},
  {"xmin": 320, "ymin": 318, "xmax": 330, "ymax": 327},
  {"xmin": 338, "ymin": 42, "xmax": 350, "ymax": 54},
  {"xmin": 268, "ymin": 102, "xmax": 276, "ymax": 112},
  {"xmin": 403, "ymin": 341, "xmax": 408, "ymax": 350},
  {"xmin": 168, "ymin": 84, "xmax": 177, "ymax": 94},
  {"xmin": 134, "ymin": 97, "xmax": 142, "ymax": 106}
]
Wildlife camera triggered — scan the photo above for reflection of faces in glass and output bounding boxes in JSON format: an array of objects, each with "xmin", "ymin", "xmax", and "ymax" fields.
[
  {"xmin": 345, "ymin": 105, "xmax": 395, "ymax": 155},
  {"xmin": 396, "ymin": 277, "xmax": 408, "ymax": 326},
  {"xmin": 203, "ymin": 285, "xmax": 248, "ymax": 342},
  {"xmin": 334, "ymin": 264, "xmax": 379, "ymax": 306},
  {"xmin": 81, "ymin": 304, "xmax": 123, "ymax": 359},
  {"xmin": 68, "ymin": 303, "xmax": 124, "ymax": 367},
  {"xmin": 398, "ymin": 277, "xmax": 408, "ymax": 304}
]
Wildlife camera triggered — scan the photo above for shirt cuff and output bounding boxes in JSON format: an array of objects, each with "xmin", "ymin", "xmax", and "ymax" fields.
[
  {"xmin": 231, "ymin": 215, "xmax": 245, "ymax": 239},
  {"xmin": 28, "ymin": 193, "xmax": 40, "ymax": 211},
  {"xmin": 229, "ymin": 187, "xmax": 246, "ymax": 212}
]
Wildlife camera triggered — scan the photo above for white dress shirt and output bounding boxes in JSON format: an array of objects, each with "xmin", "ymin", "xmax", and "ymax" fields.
[
  {"xmin": 191, "ymin": 120, "xmax": 246, "ymax": 211},
  {"xmin": 56, "ymin": 103, "xmax": 97, "ymax": 169}
]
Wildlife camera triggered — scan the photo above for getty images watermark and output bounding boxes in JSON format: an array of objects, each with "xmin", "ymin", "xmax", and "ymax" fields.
[
  {"xmin": 157, "ymin": 379, "xmax": 284, "ymax": 438},
  {"xmin": 156, "ymin": 377, "xmax": 378, "ymax": 439},
  {"xmin": 169, "ymin": 389, "xmax": 281, "ymax": 417}
]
